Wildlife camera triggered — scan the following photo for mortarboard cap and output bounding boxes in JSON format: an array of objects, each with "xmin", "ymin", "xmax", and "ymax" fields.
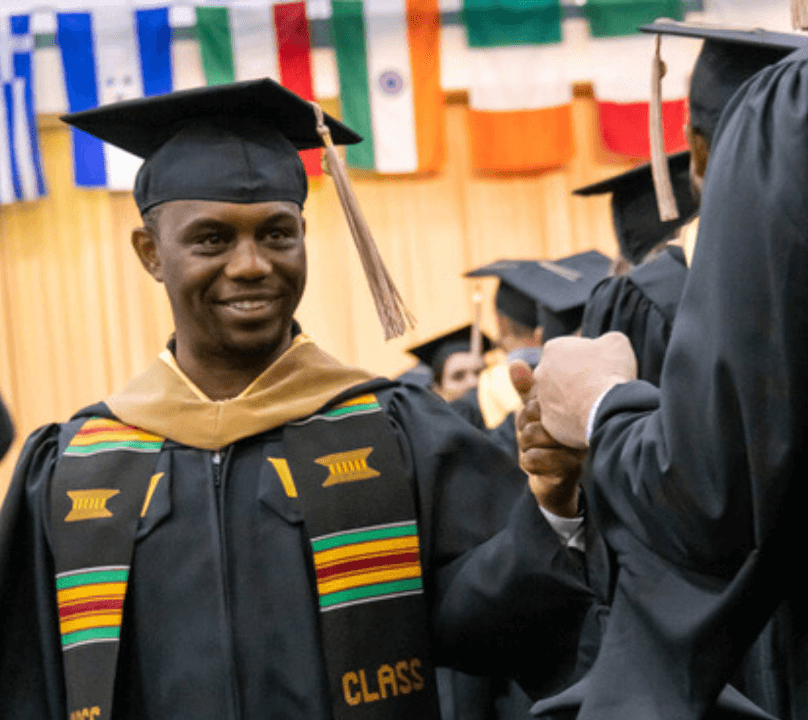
[
  {"xmin": 641, "ymin": 20, "xmax": 808, "ymax": 146},
  {"xmin": 466, "ymin": 261, "xmax": 540, "ymax": 330},
  {"xmin": 407, "ymin": 324, "xmax": 494, "ymax": 380},
  {"xmin": 466, "ymin": 251, "xmax": 612, "ymax": 340},
  {"xmin": 61, "ymin": 78, "xmax": 362, "ymax": 214},
  {"xmin": 574, "ymin": 151, "xmax": 698, "ymax": 264}
]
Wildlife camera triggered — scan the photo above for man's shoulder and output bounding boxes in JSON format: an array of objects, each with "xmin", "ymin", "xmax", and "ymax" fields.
[{"xmin": 626, "ymin": 247, "xmax": 689, "ymax": 323}]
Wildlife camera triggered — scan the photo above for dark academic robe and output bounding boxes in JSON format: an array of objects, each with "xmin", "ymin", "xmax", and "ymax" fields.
[
  {"xmin": 575, "ymin": 48, "xmax": 808, "ymax": 720},
  {"xmin": 451, "ymin": 389, "xmax": 519, "ymax": 465},
  {"xmin": 0, "ymin": 336, "xmax": 596, "ymax": 720},
  {"xmin": 0, "ymin": 393, "xmax": 13, "ymax": 461},
  {"xmin": 581, "ymin": 246, "xmax": 689, "ymax": 386}
]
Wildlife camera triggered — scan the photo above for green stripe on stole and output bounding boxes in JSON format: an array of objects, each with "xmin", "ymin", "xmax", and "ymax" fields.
[
  {"xmin": 50, "ymin": 415, "xmax": 164, "ymax": 720},
  {"xmin": 284, "ymin": 388, "xmax": 440, "ymax": 720}
]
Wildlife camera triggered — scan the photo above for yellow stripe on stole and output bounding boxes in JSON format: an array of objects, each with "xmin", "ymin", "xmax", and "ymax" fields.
[
  {"xmin": 313, "ymin": 536, "xmax": 419, "ymax": 566},
  {"xmin": 70, "ymin": 430, "xmax": 162, "ymax": 446},
  {"xmin": 318, "ymin": 565, "xmax": 423, "ymax": 595},
  {"xmin": 57, "ymin": 582, "xmax": 128, "ymax": 604},
  {"xmin": 60, "ymin": 612, "xmax": 124, "ymax": 635},
  {"xmin": 333, "ymin": 394, "xmax": 378, "ymax": 409},
  {"xmin": 268, "ymin": 458, "xmax": 298, "ymax": 498}
]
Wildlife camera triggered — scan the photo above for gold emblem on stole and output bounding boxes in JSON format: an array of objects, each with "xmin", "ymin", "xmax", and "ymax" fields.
[
  {"xmin": 65, "ymin": 489, "xmax": 120, "ymax": 522},
  {"xmin": 315, "ymin": 447, "xmax": 380, "ymax": 487}
]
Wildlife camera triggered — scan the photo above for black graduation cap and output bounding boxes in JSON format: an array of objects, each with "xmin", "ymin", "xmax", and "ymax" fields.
[
  {"xmin": 641, "ymin": 20, "xmax": 808, "ymax": 146},
  {"xmin": 466, "ymin": 251, "xmax": 612, "ymax": 341},
  {"xmin": 61, "ymin": 78, "xmax": 362, "ymax": 214},
  {"xmin": 574, "ymin": 151, "xmax": 698, "ymax": 264},
  {"xmin": 407, "ymin": 324, "xmax": 494, "ymax": 380}
]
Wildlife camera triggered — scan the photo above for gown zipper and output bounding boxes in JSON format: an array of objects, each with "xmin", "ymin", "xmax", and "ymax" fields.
[{"xmin": 211, "ymin": 448, "xmax": 242, "ymax": 720}]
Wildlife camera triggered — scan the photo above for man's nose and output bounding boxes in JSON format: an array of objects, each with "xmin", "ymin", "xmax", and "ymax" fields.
[{"xmin": 225, "ymin": 237, "xmax": 272, "ymax": 280}]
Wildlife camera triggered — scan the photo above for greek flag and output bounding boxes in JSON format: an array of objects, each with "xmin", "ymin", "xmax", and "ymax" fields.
[
  {"xmin": 0, "ymin": 14, "xmax": 46, "ymax": 205},
  {"xmin": 57, "ymin": 7, "xmax": 173, "ymax": 191}
]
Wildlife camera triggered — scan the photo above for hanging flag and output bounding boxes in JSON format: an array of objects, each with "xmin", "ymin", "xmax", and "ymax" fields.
[
  {"xmin": 57, "ymin": 7, "xmax": 173, "ymax": 190},
  {"xmin": 330, "ymin": 0, "xmax": 445, "ymax": 173},
  {"xmin": 0, "ymin": 13, "xmax": 46, "ymax": 204},
  {"xmin": 463, "ymin": 0, "xmax": 573, "ymax": 172},
  {"xmin": 583, "ymin": 0, "xmax": 683, "ymax": 38},
  {"xmin": 588, "ymin": 30, "xmax": 697, "ymax": 158},
  {"xmin": 195, "ymin": 3, "xmax": 322, "ymax": 176},
  {"xmin": 584, "ymin": 1, "xmax": 688, "ymax": 158}
]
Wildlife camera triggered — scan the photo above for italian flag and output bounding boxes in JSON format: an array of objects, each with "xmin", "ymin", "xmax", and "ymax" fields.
[
  {"xmin": 330, "ymin": 0, "xmax": 445, "ymax": 173},
  {"xmin": 195, "ymin": 3, "xmax": 322, "ymax": 176},
  {"xmin": 463, "ymin": 0, "xmax": 573, "ymax": 173},
  {"xmin": 584, "ymin": 0, "xmax": 690, "ymax": 158}
]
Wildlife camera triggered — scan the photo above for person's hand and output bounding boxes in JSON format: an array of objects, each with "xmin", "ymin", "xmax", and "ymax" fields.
[
  {"xmin": 535, "ymin": 332, "xmax": 637, "ymax": 450},
  {"xmin": 516, "ymin": 393, "xmax": 586, "ymax": 518}
]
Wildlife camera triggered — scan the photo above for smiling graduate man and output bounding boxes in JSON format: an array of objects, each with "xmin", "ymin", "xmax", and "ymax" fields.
[{"xmin": 0, "ymin": 79, "xmax": 596, "ymax": 720}]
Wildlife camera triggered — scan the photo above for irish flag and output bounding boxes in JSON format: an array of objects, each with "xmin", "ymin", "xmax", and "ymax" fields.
[
  {"xmin": 584, "ymin": 0, "xmax": 690, "ymax": 158},
  {"xmin": 195, "ymin": 3, "xmax": 321, "ymax": 176},
  {"xmin": 330, "ymin": 0, "xmax": 445, "ymax": 173},
  {"xmin": 463, "ymin": 0, "xmax": 573, "ymax": 173}
]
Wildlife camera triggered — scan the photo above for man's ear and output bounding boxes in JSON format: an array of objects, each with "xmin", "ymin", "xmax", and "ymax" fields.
[
  {"xmin": 686, "ymin": 122, "xmax": 710, "ymax": 194},
  {"xmin": 533, "ymin": 325, "xmax": 545, "ymax": 348},
  {"xmin": 131, "ymin": 228, "xmax": 164, "ymax": 282}
]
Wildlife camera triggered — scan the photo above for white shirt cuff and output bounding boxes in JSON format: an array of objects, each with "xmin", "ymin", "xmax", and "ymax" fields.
[
  {"xmin": 540, "ymin": 506, "xmax": 586, "ymax": 552},
  {"xmin": 585, "ymin": 387, "xmax": 613, "ymax": 444}
]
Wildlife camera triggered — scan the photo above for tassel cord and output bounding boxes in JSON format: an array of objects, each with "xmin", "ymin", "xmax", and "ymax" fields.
[
  {"xmin": 311, "ymin": 103, "xmax": 415, "ymax": 340},
  {"xmin": 650, "ymin": 34, "xmax": 680, "ymax": 222}
]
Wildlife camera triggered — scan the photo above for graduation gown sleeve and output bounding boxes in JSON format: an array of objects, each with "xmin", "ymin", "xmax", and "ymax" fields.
[
  {"xmin": 0, "ymin": 394, "xmax": 14, "ymax": 461},
  {"xmin": 385, "ymin": 386, "xmax": 598, "ymax": 700},
  {"xmin": 576, "ymin": 50, "xmax": 808, "ymax": 720},
  {"xmin": 581, "ymin": 247, "xmax": 688, "ymax": 386},
  {"xmin": 0, "ymin": 424, "xmax": 66, "ymax": 720}
]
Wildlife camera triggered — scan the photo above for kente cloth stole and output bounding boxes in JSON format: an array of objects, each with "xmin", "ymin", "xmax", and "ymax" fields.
[
  {"xmin": 283, "ymin": 387, "xmax": 441, "ymax": 720},
  {"xmin": 49, "ymin": 416, "xmax": 165, "ymax": 720}
]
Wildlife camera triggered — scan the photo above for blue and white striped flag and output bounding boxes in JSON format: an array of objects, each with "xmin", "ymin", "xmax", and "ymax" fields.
[
  {"xmin": 0, "ymin": 14, "xmax": 46, "ymax": 205},
  {"xmin": 57, "ymin": 7, "xmax": 173, "ymax": 191}
]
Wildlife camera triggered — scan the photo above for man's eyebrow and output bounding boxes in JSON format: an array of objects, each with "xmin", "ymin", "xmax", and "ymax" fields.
[{"xmin": 176, "ymin": 217, "xmax": 232, "ymax": 236}]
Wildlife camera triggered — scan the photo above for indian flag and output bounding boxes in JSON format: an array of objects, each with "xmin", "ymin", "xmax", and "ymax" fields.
[
  {"xmin": 330, "ymin": 0, "xmax": 445, "ymax": 173},
  {"xmin": 584, "ymin": 0, "xmax": 691, "ymax": 158},
  {"xmin": 463, "ymin": 0, "xmax": 573, "ymax": 173},
  {"xmin": 195, "ymin": 2, "xmax": 321, "ymax": 176}
]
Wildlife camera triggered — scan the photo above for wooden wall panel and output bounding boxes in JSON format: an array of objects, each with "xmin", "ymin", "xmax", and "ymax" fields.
[{"xmin": 0, "ymin": 90, "xmax": 640, "ymax": 496}]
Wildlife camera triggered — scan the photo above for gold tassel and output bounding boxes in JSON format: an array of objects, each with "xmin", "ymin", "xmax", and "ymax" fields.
[
  {"xmin": 650, "ymin": 34, "xmax": 679, "ymax": 222},
  {"xmin": 470, "ymin": 286, "xmax": 484, "ymax": 362},
  {"xmin": 793, "ymin": 0, "xmax": 808, "ymax": 29},
  {"xmin": 311, "ymin": 103, "xmax": 416, "ymax": 340}
]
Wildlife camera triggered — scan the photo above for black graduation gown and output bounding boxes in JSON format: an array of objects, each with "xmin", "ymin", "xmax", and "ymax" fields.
[
  {"xmin": 576, "ymin": 48, "xmax": 808, "ymax": 720},
  {"xmin": 0, "ymin": 381, "xmax": 596, "ymax": 720},
  {"xmin": 0, "ymin": 393, "xmax": 13, "ymax": 461},
  {"xmin": 581, "ymin": 246, "xmax": 688, "ymax": 386}
]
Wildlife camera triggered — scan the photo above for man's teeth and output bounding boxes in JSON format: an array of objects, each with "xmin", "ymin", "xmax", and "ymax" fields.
[{"xmin": 229, "ymin": 300, "xmax": 269, "ymax": 310}]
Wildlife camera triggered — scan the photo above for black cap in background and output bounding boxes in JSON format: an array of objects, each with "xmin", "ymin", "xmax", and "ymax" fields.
[
  {"xmin": 574, "ymin": 151, "xmax": 698, "ymax": 264},
  {"xmin": 641, "ymin": 20, "xmax": 808, "ymax": 146},
  {"xmin": 466, "ymin": 250, "xmax": 612, "ymax": 340},
  {"xmin": 407, "ymin": 324, "xmax": 494, "ymax": 380}
]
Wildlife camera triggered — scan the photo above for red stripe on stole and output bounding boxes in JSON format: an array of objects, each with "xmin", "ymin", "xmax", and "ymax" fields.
[
  {"xmin": 316, "ymin": 551, "xmax": 421, "ymax": 580},
  {"xmin": 59, "ymin": 598, "xmax": 125, "ymax": 619},
  {"xmin": 74, "ymin": 424, "xmax": 139, "ymax": 437},
  {"xmin": 274, "ymin": 1, "xmax": 321, "ymax": 177}
]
